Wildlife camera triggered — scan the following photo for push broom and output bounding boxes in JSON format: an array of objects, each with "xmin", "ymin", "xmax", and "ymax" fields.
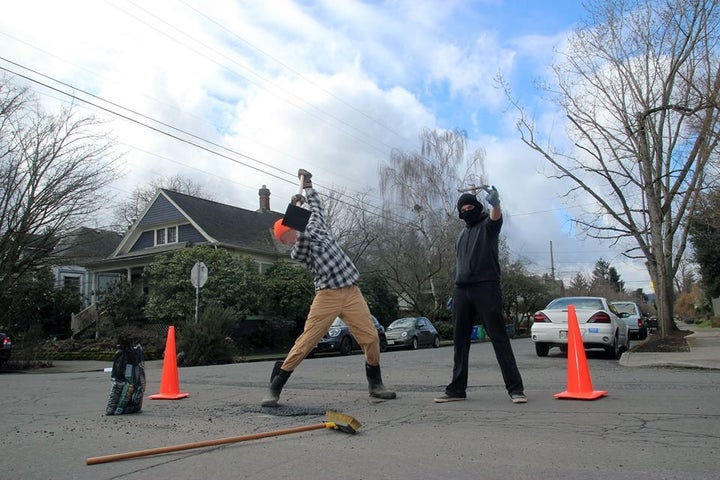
[{"xmin": 86, "ymin": 410, "xmax": 361, "ymax": 465}]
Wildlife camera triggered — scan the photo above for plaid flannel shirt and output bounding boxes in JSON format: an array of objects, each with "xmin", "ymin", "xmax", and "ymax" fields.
[{"xmin": 291, "ymin": 188, "xmax": 360, "ymax": 290}]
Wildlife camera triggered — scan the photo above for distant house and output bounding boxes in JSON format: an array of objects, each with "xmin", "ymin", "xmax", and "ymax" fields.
[
  {"xmin": 50, "ymin": 227, "xmax": 124, "ymax": 307},
  {"xmin": 85, "ymin": 185, "xmax": 289, "ymax": 303}
]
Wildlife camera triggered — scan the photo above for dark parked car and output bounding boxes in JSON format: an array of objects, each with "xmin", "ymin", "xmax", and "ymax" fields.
[
  {"xmin": 0, "ymin": 332, "xmax": 12, "ymax": 365},
  {"xmin": 312, "ymin": 316, "xmax": 387, "ymax": 356},
  {"xmin": 385, "ymin": 316, "xmax": 441, "ymax": 350},
  {"xmin": 645, "ymin": 314, "xmax": 658, "ymax": 333}
]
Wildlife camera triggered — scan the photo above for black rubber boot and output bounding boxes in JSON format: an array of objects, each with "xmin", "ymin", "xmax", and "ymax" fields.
[
  {"xmin": 261, "ymin": 361, "xmax": 292, "ymax": 407},
  {"xmin": 365, "ymin": 363, "xmax": 397, "ymax": 400}
]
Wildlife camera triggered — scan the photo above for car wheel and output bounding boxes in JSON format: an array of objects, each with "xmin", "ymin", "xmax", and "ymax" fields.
[
  {"xmin": 408, "ymin": 336, "xmax": 418, "ymax": 350},
  {"xmin": 379, "ymin": 335, "xmax": 388, "ymax": 353},
  {"xmin": 432, "ymin": 335, "xmax": 440, "ymax": 348},
  {"xmin": 605, "ymin": 334, "xmax": 620, "ymax": 359},
  {"xmin": 535, "ymin": 343, "xmax": 550, "ymax": 357},
  {"xmin": 339, "ymin": 336, "xmax": 353, "ymax": 356},
  {"xmin": 622, "ymin": 333, "xmax": 631, "ymax": 353}
]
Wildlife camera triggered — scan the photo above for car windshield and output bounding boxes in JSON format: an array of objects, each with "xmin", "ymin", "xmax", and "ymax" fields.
[
  {"xmin": 331, "ymin": 317, "xmax": 346, "ymax": 327},
  {"xmin": 611, "ymin": 303, "xmax": 637, "ymax": 314},
  {"xmin": 388, "ymin": 318, "xmax": 416, "ymax": 328},
  {"xmin": 547, "ymin": 298, "xmax": 604, "ymax": 310}
]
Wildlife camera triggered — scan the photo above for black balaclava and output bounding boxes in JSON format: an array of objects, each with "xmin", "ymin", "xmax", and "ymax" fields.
[{"xmin": 457, "ymin": 193, "xmax": 485, "ymax": 226}]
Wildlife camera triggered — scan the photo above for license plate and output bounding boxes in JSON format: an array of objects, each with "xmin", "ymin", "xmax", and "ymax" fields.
[
  {"xmin": 559, "ymin": 330, "xmax": 568, "ymax": 339},
  {"xmin": 387, "ymin": 340, "xmax": 395, "ymax": 345}
]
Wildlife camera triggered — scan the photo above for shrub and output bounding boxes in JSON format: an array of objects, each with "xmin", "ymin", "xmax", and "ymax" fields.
[
  {"xmin": 434, "ymin": 320, "xmax": 453, "ymax": 340},
  {"xmin": 232, "ymin": 317, "xmax": 297, "ymax": 355},
  {"xmin": 175, "ymin": 306, "xmax": 238, "ymax": 366}
]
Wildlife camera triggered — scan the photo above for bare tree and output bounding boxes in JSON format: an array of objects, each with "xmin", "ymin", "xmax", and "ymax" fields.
[
  {"xmin": 674, "ymin": 257, "xmax": 697, "ymax": 295},
  {"xmin": 377, "ymin": 128, "xmax": 485, "ymax": 315},
  {"xmin": 112, "ymin": 175, "xmax": 210, "ymax": 231},
  {"xmin": 507, "ymin": 0, "xmax": 720, "ymax": 337},
  {"xmin": 321, "ymin": 188, "xmax": 383, "ymax": 268},
  {"xmin": 0, "ymin": 76, "xmax": 119, "ymax": 324}
]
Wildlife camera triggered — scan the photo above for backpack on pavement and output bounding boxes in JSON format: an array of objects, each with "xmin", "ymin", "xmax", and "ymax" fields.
[{"xmin": 105, "ymin": 344, "xmax": 147, "ymax": 415}]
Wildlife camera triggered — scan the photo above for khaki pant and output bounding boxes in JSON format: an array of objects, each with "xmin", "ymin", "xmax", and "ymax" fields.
[{"xmin": 282, "ymin": 285, "xmax": 380, "ymax": 370}]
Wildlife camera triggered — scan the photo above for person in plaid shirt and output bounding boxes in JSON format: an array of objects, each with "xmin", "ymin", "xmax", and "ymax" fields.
[{"xmin": 262, "ymin": 169, "xmax": 396, "ymax": 407}]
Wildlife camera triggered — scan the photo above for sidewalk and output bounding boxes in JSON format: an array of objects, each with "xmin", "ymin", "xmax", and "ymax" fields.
[
  {"xmin": 15, "ymin": 322, "xmax": 720, "ymax": 373},
  {"xmin": 19, "ymin": 359, "xmax": 165, "ymax": 374},
  {"xmin": 619, "ymin": 321, "xmax": 720, "ymax": 370}
]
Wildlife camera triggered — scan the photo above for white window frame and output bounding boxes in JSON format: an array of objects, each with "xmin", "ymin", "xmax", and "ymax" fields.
[
  {"xmin": 167, "ymin": 225, "xmax": 177, "ymax": 243},
  {"xmin": 154, "ymin": 226, "xmax": 179, "ymax": 246}
]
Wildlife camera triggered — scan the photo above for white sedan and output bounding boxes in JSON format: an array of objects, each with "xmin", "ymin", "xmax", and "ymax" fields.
[{"xmin": 531, "ymin": 296, "xmax": 630, "ymax": 359}]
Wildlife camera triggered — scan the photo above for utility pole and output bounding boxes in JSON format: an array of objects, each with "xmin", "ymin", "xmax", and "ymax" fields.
[{"xmin": 550, "ymin": 240, "xmax": 555, "ymax": 280}]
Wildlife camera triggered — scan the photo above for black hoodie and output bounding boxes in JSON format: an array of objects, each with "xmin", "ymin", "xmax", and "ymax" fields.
[{"xmin": 454, "ymin": 202, "xmax": 503, "ymax": 286}]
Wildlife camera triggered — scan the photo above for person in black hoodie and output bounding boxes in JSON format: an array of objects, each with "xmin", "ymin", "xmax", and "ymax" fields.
[{"xmin": 434, "ymin": 185, "xmax": 527, "ymax": 404}]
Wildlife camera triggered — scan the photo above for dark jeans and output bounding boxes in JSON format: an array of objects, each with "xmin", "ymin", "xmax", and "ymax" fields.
[{"xmin": 445, "ymin": 283, "xmax": 524, "ymax": 396}]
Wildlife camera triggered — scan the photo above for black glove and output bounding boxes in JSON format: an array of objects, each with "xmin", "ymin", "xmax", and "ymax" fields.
[
  {"xmin": 290, "ymin": 194, "xmax": 306, "ymax": 205},
  {"xmin": 298, "ymin": 169, "xmax": 313, "ymax": 189}
]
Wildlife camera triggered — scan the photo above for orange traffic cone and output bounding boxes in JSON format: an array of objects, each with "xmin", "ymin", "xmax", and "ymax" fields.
[
  {"xmin": 554, "ymin": 305, "xmax": 607, "ymax": 400},
  {"xmin": 150, "ymin": 326, "xmax": 190, "ymax": 400}
]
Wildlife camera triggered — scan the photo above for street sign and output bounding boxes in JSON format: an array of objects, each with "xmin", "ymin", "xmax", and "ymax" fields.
[{"xmin": 191, "ymin": 262, "xmax": 208, "ymax": 288}]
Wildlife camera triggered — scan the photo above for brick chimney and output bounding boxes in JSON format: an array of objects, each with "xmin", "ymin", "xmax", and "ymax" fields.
[{"xmin": 258, "ymin": 185, "xmax": 271, "ymax": 211}]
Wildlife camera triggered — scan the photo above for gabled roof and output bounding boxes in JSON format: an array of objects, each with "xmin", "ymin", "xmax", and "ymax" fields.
[
  {"xmin": 110, "ymin": 188, "xmax": 286, "ymax": 260},
  {"xmin": 51, "ymin": 227, "xmax": 123, "ymax": 265},
  {"xmin": 162, "ymin": 189, "xmax": 283, "ymax": 252}
]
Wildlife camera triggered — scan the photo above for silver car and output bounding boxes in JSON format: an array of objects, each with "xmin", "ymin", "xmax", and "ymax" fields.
[
  {"xmin": 531, "ymin": 296, "xmax": 630, "ymax": 359},
  {"xmin": 610, "ymin": 301, "xmax": 648, "ymax": 340}
]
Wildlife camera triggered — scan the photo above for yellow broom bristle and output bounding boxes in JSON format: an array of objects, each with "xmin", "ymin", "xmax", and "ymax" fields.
[{"xmin": 325, "ymin": 410, "xmax": 362, "ymax": 431}]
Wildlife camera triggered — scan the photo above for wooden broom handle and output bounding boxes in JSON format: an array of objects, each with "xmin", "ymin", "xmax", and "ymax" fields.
[
  {"xmin": 87, "ymin": 423, "xmax": 329, "ymax": 465},
  {"xmin": 298, "ymin": 174, "xmax": 305, "ymax": 194}
]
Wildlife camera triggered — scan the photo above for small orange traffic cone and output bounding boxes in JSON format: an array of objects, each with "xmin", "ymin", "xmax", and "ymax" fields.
[
  {"xmin": 150, "ymin": 326, "xmax": 189, "ymax": 400},
  {"xmin": 554, "ymin": 305, "xmax": 607, "ymax": 400}
]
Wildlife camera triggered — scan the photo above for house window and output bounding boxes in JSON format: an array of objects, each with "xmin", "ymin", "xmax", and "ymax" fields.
[
  {"xmin": 258, "ymin": 262, "xmax": 273, "ymax": 274},
  {"xmin": 168, "ymin": 226, "xmax": 177, "ymax": 243},
  {"xmin": 62, "ymin": 275, "xmax": 81, "ymax": 292},
  {"xmin": 154, "ymin": 226, "xmax": 179, "ymax": 246}
]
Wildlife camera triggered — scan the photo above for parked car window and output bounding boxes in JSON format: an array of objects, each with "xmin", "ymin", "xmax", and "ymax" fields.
[
  {"xmin": 548, "ymin": 298, "xmax": 603, "ymax": 310},
  {"xmin": 390, "ymin": 318, "xmax": 416, "ymax": 328},
  {"xmin": 612, "ymin": 302, "xmax": 639, "ymax": 315}
]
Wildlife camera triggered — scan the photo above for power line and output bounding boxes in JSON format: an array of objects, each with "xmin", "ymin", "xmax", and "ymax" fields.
[
  {"xmin": 176, "ymin": 0, "xmax": 410, "ymax": 143},
  {"xmin": 110, "ymin": 0, "xmax": 398, "ymax": 157},
  {"xmin": 0, "ymin": 58, "xmax": 414, "ymax": 228}
]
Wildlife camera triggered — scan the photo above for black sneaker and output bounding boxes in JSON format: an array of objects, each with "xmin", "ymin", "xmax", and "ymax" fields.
[{"xmin": 434, "ymin": 393, "xmax": 466, "ymax": 403}]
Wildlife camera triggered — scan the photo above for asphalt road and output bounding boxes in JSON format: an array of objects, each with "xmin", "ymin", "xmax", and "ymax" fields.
[{"xmin": 1, "ymin": 337, "xmax": 719, "ymax": 480}]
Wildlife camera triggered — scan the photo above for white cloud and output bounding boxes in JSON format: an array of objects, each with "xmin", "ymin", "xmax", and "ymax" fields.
[{"xmin": 0, "ymin": 0, "xmax": 653, "ymax": 292}]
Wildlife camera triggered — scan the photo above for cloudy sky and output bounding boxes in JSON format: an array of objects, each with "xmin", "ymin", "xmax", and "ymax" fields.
[{"xmin": 0, "ymin": 0, "xmax": 654, "ymax": 293}]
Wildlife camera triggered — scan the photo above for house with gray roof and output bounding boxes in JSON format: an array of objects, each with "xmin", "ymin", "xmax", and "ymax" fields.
[
  {"xmin": 51, "ymin": 227, "xmax": 124, "ymax": 307},
  {"xmin": 85, "ymin": 185, "xmax": 290, "ymax": 304}
]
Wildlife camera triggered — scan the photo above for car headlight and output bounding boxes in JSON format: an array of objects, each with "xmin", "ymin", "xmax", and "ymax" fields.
[{"xmin": 327, "ymin": 328, "xmax": 342, "ymax": 337}]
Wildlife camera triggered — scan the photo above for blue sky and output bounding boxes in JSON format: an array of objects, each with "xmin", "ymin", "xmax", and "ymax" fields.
[{"xmin": 0, "ymin": 0, "xmax": 653, "ymax": 292}]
